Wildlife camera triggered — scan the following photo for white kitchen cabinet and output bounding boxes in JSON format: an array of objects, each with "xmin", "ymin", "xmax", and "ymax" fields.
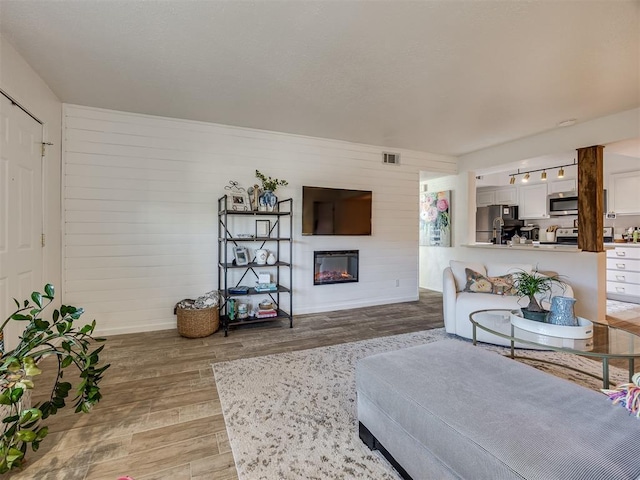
[
  {"xmin": 609, "ymin": 171, "xmax": 640, "ymax": 215},
  {"xmin": 477, "ymin": 187, "xmax": 517, "ymax": 207},
  {"xmin": 477, "ymin": 189, "xmax": 495, "ymax": 207},
  {"xmin": 518, "ymin": 184, "xmax": 548, "ymax": 219},
  {"xmin": 548, "ymin": 179, "xmax": 576, "ymax": 194},
  {"xmin": 495, "ymin": 187, "xmax": 517, "ymax": 205},
  {"xmin": 606, "ymin": 246, "xmax": 640, "ymax": 304}
]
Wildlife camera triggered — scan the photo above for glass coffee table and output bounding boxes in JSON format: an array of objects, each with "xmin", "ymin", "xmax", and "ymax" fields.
[{"xmin": 469, "ymin": 309, "xmax": 640, "ymax": 388}]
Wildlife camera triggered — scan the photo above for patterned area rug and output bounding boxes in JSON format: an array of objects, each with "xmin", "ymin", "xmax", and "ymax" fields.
[{"xmin": 212, "ymin": 329, "xmax": 628, "ymax": 480}]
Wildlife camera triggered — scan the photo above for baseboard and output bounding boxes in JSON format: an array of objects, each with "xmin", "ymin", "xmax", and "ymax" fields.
[
  {"xmin": 94, "ymin": 320, "xmax": 176, "ymax": 336},
  {"xmin": 295, "ymin": 295, "xmax": 418, "ymax": 315}
]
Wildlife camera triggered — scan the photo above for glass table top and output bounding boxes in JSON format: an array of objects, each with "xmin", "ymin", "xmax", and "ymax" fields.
[{"xmin": 469, "ymin": 309, "xmax": 640, "ymax": 358}]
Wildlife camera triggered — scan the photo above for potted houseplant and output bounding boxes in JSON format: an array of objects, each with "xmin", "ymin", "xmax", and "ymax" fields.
[
  {"xmin": 0, "ymin": 284, "xmax": 109, "ymax": 473},
  {"xmin": 511, "ymin": 268, "xmax": 566, "ymax": 322},
  {"xmin": 255, "ymin": 170, "xmax": 288, "ymax": 211}
]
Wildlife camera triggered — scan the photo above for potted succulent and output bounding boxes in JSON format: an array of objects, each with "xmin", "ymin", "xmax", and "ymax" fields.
[
  {"xmin": 0, "ymin": 284, "xmax": 109, "ymax": 473},
  {"xmin": 511, "ymin": 268, "xmax": 566, "ymax": 322},
  {"xmin": 255, "ymin": 170, "xmax": 288, "ymax": 211}
]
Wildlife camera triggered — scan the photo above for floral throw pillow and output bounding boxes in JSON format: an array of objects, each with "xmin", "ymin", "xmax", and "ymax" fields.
[{"xmin": 463, "ymin": 268, "xmax": 517, "ymax": 296}]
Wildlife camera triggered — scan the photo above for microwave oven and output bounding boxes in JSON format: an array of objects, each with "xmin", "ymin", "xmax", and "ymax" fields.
[
  {"xmin": 548, "ymin": 192, "xmax": 578, "ymax": 216},
  {"xmin": 547, "ymin": 190, "xmax": 607, "ymax": 216}
]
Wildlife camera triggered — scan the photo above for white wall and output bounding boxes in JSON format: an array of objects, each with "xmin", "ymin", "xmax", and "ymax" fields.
[
  {"xmin": 0, "ymin": 36, "xmax": 62, "ymax": 308},
  {"xmin": 63, "ymin": 105, "xmax": 457, "ymax": 335}
]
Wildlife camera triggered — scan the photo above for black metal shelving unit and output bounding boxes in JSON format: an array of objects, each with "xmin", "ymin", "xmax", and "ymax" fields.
[{"xmin": 217, "ymin": 195, "xmax": 293, "ymax": 336}]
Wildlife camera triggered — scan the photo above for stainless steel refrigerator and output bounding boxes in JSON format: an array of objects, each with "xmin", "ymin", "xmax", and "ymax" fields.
[{"xmin": 476, "ymin": 205, "xmax": 523, "ymax": 244}]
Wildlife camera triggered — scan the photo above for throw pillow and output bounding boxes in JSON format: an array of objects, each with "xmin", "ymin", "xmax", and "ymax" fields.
[{"xmin": 463, "ymin": 268, "xmax": 517, "ymax": 296}]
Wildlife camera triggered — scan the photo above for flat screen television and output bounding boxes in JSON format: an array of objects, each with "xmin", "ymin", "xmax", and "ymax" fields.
[{"xmin": 302, "ymin": 186, "xmax": 372, "ymax": 235}]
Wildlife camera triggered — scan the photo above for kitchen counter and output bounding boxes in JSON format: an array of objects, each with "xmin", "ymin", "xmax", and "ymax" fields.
[
  {"xmin": 605, "ymin": 243, "xmax": 640, "ymax": 248},
  {"xmin": 464, "ymin": 243, "xmax": 581, "ymax": 252}
]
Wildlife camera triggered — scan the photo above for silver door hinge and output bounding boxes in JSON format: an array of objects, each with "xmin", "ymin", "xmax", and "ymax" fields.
[
  {"xmin": 41, "ymin": 233, "xmax": 45, "ymax": 247},
  {"xmin": 41, "ymin": 142, "xmax": 53, "ymax": 156}
]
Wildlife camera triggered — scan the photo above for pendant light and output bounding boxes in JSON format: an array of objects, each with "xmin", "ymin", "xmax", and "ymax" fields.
[
  {"xmin": 541, "ymin": 170, "xmax": 547, "ymax": 181},
  {"xmin": 522, "ymin": 172, "xmax": 530, "ymax": 182},
  {"xmin": 509, "ymin": 175, "xmax": 515, "ymax": 185},
  {"xmin": 558, "ymin": 167, "xmax": 565, "ymax": 178}
]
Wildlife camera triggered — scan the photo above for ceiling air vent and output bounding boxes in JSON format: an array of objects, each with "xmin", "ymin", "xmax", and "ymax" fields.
[{"xmin": 382, "ymin": 152, "xmax": 400, "ymax": 165}]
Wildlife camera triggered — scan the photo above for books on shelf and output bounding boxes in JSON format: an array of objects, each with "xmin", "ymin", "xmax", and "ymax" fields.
[
  {"xmin": 256, "ymin": 309, "xmax": 278, "ymax": 318},
  {"xmin": 254, "ymin": 283, "xmax": 278, "ymax": 292},
  {"xmin": 228, "ymin": 285, "xmax": 250, "ymax": 294}
]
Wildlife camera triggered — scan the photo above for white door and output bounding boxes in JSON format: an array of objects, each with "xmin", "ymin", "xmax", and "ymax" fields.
[{"xmin": 0, "ymin": 93, "xmax": 43, "ymax": 351}]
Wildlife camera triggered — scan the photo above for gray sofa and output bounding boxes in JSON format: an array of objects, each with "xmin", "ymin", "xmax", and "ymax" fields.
[{"xmin": 356, "ymin": 339, "xmax": 640, "ymax": 480}]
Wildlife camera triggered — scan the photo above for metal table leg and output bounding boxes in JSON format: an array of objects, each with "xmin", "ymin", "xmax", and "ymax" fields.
[
  {"xmin": 629, "ymin": 358, "xmax": 635, "ymax": 383},
  {"xmin": 602, "ymin": 358, "xmax": 610, "ymax": 389}
]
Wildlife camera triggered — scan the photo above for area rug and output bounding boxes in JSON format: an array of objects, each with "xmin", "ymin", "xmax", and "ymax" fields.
[{"xmin": 212, "ymin": 329, "xmax": 628, "ymax": 480}]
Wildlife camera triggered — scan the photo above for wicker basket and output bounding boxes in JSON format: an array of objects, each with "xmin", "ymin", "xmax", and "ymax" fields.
[{"xmin": 176, "ymin": 305, "xmax": 219, "ymax": 338}]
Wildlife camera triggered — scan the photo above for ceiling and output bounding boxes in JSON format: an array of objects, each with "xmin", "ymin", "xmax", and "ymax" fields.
[{"xmin": 1, "ymin": 1, "xmax": 638, "ymax": 156}]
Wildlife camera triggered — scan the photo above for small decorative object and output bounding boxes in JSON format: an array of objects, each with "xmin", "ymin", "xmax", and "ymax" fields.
[
  {"xmin": 228, "ymin": 299, "xmax": 236, "ymax": 321},
  {"xmin": 0, "ymin": 285, "xmax": 109, "ymax": 473},
  {"xmin": 547, "ymin": 296, "xmax": 578, "ymax": 326},
  {"xmin": 256, "ymin": 219, "xmax": 270, "ymax": 238},
  {"xmin": 601, "ymin": 373, "xmax": 640, "ymax": 417},
  {"xmin": 237, "ymin": 303, "xmax": 248, "ymax": 319},
  {"xmin": 224, "ymin": 181, "xmax": 250, "ymax": 211},
  {"xmin": 419, "ymin": 190, "xmax": 451, "ymax": 247},
  {"xmin": 255, "ymin": 170, "xmax": 288, "ymax": 212},
  {"xmin": 247, "ymin": 184, "xmax": 261, "ymax": 211},
  {"xmin": 267, "ymin": 252, "xmax": 277, "ymax": 265},
  {"xmin": 511, "ymin": 267, "xmax": 566, "ymax": 322},
  {"xmin": 258, "ymin": 272, "xmax": 271, "ymax": 284},
  {"xmin": 233, "ymin": 246, "xmax": 249, "ymax": 266},
  {"xmin": 255, "ymin": 249, "xmax": 268, "ymax": 265},
  {"xmin": 228, "ymin": 285, "xmax": 250, "ymax": 294}
]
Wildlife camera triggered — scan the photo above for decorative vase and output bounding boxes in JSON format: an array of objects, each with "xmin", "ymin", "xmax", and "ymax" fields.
[
  {"xmin": 547, "ymin": 296, "xmax": 577, "ymax": 326},
  {"xmin": 255, "ymin": 249, "xmax": 268, "ymax": 265},
  {"xmin": 521, "ymin": 309, "xmax": 549, "ymax": 323},
  {"xmin": 260, "ymin": 190, "xmax": 278, "ymax": 211},
  {"xmin": 266, "ymin": 252, "xmax": 277, "ymax": 265}
]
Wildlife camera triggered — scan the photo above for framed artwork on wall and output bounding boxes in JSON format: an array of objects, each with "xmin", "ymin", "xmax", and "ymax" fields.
[{"xmin": 420, "ymin": 190, "xmax": 451, "ymax": 247}]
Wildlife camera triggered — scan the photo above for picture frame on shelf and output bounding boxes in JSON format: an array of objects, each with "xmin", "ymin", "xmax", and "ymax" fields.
[
  {"xmin": 228, "ymin": 192, "xmax": 250, "ymax": 211},
  {"xmin": 256, "ymin": 219, "xmax": 271, "ymax": 238},
  {"xmin": 233, "ymin": 246, "xmax": 249, "ymax": 266}
]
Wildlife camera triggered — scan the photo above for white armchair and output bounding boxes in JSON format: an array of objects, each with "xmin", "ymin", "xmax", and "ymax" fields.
[{"xmin": 443, "ymin": 260, "xmax": 574, "ymax": 346}]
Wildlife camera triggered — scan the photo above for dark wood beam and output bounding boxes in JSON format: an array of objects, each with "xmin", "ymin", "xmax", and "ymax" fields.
[{"xmin": 577, "ymin": 145, "xmax": 604, "ymax": 252}]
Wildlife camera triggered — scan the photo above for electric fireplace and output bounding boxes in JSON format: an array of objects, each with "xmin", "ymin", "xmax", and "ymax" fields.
[{"xmin": 314, "ymin": 250, "xmax": 359, "ymax": 285}]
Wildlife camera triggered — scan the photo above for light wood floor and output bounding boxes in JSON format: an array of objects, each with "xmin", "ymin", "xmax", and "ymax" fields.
[{"xmin": 11, "ymin": 290, "xmax": 444, "ymax": 480}]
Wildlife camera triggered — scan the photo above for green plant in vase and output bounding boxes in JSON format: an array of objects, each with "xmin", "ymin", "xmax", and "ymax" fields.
[
  {"xmin": 0, "ymin": 284, "xmax": 109, "ymax": 473},
  {"xmin": 255, "ymin": 170, "xmax": 288, "ymax": 211},
  {"xmin": 511, "ymin": 268, "xmax": 566, "ymax": 322}
]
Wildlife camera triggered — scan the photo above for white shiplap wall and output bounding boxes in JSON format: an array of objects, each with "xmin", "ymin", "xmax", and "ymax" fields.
[{"xmin": 63, "ymin": 105, "xmax": 457, "ymax": 335}]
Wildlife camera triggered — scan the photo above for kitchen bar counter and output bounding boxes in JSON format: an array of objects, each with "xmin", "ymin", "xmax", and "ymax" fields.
[
  {"xmin": 605, "ymin": 243, "xmax": 640, "ymax": 248},
  {"xmin": 464, "ymin": 243, "xmax": 581, "ymax": 252}
]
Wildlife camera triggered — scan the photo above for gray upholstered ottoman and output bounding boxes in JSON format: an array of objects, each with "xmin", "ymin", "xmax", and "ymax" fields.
[{"xmin": 356, "ymin": 339, "xmax": 640, "ymax": 480}]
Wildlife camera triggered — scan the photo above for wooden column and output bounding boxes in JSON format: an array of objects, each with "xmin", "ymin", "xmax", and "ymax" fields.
[{"xmin": 577, "ymin": 145, "xmax": 604, "ymax": 252}]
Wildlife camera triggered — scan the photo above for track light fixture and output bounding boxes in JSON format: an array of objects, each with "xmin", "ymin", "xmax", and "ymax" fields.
[{"xmin": 507, "ymin": 159, "xmax": 576, "ymax": 185}]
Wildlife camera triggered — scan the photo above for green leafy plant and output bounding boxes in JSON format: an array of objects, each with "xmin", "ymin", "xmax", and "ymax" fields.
[
  {"xmin": 0, "ymin": 284, "xmax": 109, "ymax": 473},
  {"xmin": 255, "ymin": 170, "xmax": 288, "ymax": 192},
  {"xmin": 512, "ymin": 268, "xmax": 565, "ymax": 313}
]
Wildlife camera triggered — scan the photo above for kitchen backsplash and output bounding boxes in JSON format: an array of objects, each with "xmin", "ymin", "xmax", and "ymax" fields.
[{"xmin": 523, "ymin": 215, "xmax": 640, "ymax": 238}]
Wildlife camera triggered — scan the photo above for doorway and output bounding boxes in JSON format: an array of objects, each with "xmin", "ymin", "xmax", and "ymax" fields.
[{"xmin": 0, "ymin": 92, "xmax": 44, "ymax": 351}]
